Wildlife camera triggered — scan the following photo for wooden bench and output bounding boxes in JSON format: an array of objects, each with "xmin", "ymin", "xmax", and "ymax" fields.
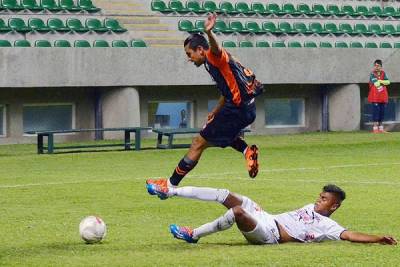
[
  {"xmin": 152, "ymin": 128, "xmax": 250, "ymax": 149},
  {"xmin": 26, "ymin": 127, "xmax": 152, "ymax": 154}
]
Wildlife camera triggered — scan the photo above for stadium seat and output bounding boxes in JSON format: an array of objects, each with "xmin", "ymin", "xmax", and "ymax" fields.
[
  {"xmin": 0, "ymin": 19, "xmax": 12, "ymax": 32},
  {"xmin": 383, "ymin": 6, "xmax": 399, "ymax": 17},
  {"xmin": 194, "ymin": 20, "xmax": 205, "ymax": 32},
  {"xmin": 131, "ymin": 39, "xmax": 147, "ymax": 47},
  {"xmin": 309, "ymin": 22, "xmax": 327, "ymax": 34},
  {"xmin": 350, "ymin": 41, "xmax": 363, "ymax": 48},
  {"xmin": 186, "ymin": 0, "xmax": 206, "ymax": 13},
  {"xmin": 74, "ymin": 40, "xmax": 90, "ymax": 47},
  {"xmin": 282, "ymin": 3, "xmax": 300, "ymax": 16},
  {"xmin": 339, "ymin": 23, "xmax": 355, "ymax": 35},
  {"xmin": 77, "ymin": 0, "xmax": 100, "ymax": 12},
  {"xmin": 213, "ymin": 20, "xmax": 232, "ymax": 33},
  {"xmin": 222, "ymin": 40, "xmax": 236, "ymax": 48},
  {"xmin": 35, "ymin": 39, "xmax": 51, "ymax": 47},
  {"xmin": 235, "ymin": 2, "xmax": 255, "ymax": 15},
  {"xmin": 255, "ymin": 40, "xmax": 269, "ymax": 47},
  {"xmin": 239, "ymin": 40, "xmax": 253, "ymax": 48},
  {"xmin": 293, "ymin": 22, "xmax": 312, "ymax": 34},
  {"xmin": 327, "ymin": 4, "xmax": 345, "ymax": 16},
  {"xmin": 319, "ymin": 41, "xmax": 332, "ymax": 48},
  {"xmin": 354, "ymin": 23, "xmax": 372, "ymax": 35},
  {"xmin": 22, "ymin": 0, "xmax": 43, "ymax": 11},
  {"xmin": 2, "ymin": 0, "xmax": 24, "ymax": 10},
  {"xmin": 246, "ymin": 21, "xmax": 265, "ymax": 34},
  {"xmin": 112, "ymin": 40, "xmax": 128, "ymax": 47},
  {"xmin": 272, "ymin": 41, "xmax": 286, "ymax": 48},
  {"xmin": 59, "ymin": 0, "xmax": 81, "ymax": 11},
  {"xmin": 151, "ymin": 0, "xmax": 171, "ymax": 12},
  {"xmin": 304, "ymin": 41, "xmax": 317, "ymax": 48},
  {"xmin": 219, "ymin": 1, "xmax": 238, "ymax": 14},
  {"xmin": 93, "ymin": 40, "xmax": 109, "ymax": 47},
  {"xmin": 8, "ymin": 18, "xmax": 31, "ymax": 32},
  {"xmin": 54, "ymin": 39, "xmax": 71, "ymax": 47},
  {"xmin": 262, "ymin": 21, "xmax": 280, "ymax": 34},
  {"xmin": 312, "ymin": 4, "xmax": 330, "ymax": 16},
  {"xmin": 335, "ymin": 41, "xmax": 348, "ymax": 48},
  {"xmin": 325, "ymin": 23, "xmax": 342, "ymax": 35},
  {"xmin": 369, "ymin": 6, "xmax": 383, "ymax": 17},
  {"xmin": 66, "ymin": 18, "xmax": 88, "ymax": 32},
  {"xmin": 288, "ymin": 41, "xmax": 301, "ymax": 48},
  {"xmin": 14, "ymin": 40, "xmax": 31, "ymax": 47},
  {"xmin": 230, "ymin": 21, "xmax": 248, "ymax": 33},
  {"xmin": 297, "ymin": 3, "xmax": 314, "ymax": 16},
  {"xmin": 202, "ymin": 1, "xmax": 219, "ymax": 13},
  {"xmin": 365, "ymin": 42, "xmax": 378, "ymax": 48},
  {"xmin": 267, "ymin": 3, "xmax": 284, "ymax": 16},
  {"xmin": 380, "ymin": 42, "xmax": 392, "ymax": 48},
  {"xmin": 85, "ymin": 18, "xmax": 108, "ymax": 32},
  {"xmin": 28, "ymin": 18, "xmax": 50, "ymax": 32},
  {"xmin": 40, "ymin": 0, "xmax": 62, "ymax": 11},
  {"xmin": 104, "ymin": 18, "xmax": 127, "ymax": 32},
  {"xmin": 178, "ymin": 19, "xmax": 194, "ymax": 32},
  {"xmin": 0, "ymin": 40, "xmax": 12, "ymax": 47},
  {"xmin": 251, "ymin": 2, "xmax": 270, "ymax": 15},
  {"xmin": 278, "ymin": 22, "xmax": 296, "ymax": 34},
  {"xmin": 382, "ymin": 24, "xmax": 398, "ymax": 35},
  {"xmin": 169, "ymin": 0, "xmax": 189, "ymax": 13},
  {"xmin": 356, "ymin": 5, "xmax": 373, "ymax": 17},
  {"xmin": 369, "ymin": 24, "xmax": 384, "ymax": 35},
  {"xmin": 47, "ymin": 18, "xmax": 69, "ymax": 31},
  {"xmin": 393, "ymin": 42, "xmax": 400, "ymax": 48}
]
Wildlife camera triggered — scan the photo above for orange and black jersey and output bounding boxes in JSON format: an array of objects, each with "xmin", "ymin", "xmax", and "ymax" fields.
[{"xmin": 204, "ymin": 48, "xmax": 263, "ymax": 107}]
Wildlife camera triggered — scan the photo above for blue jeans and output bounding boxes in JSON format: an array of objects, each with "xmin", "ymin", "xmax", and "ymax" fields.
[{"xmin": 372, "ymin": 102, "xmax": 385, "ymax": 123}]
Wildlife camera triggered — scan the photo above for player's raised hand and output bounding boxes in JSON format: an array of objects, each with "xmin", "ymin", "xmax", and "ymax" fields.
[
  {"xmin": 380, "ymin": 236, "xmax": 397, "ymax": 245},
  {"xmin": 204, "ymin": 13, "xmax": 217, "ymax": 33}
]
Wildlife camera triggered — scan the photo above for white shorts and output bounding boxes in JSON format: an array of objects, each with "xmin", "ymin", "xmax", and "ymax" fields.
[{"xmin": 240, "ymin": 196, "xmax": 280, "ymax": 245}]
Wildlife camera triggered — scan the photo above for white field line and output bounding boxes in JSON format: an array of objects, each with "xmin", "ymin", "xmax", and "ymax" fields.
[{"xmin": 1, "ymin": 162, "xmax": 399, "ymax": 189}]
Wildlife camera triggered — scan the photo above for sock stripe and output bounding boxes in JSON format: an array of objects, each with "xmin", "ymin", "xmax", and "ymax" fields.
[{"xmin": 175, "ymin": 167, "xmax": 186, "ymax": 175}]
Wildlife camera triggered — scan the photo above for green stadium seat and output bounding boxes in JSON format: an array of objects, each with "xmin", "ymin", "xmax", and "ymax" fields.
[
  {"xmin": 365, "ymin": 42, "xmax": 378, "ymax": 48},
  {"xmin": 78, "ymin": 0, "xmax": 100, "ymax": 12},
  {"xmin": 54, "ymin": 39, "xmax": 71, "ymax": 47},
  {"xmin": 383, "ymin": 6, "xmax": 399, "ymax": 17},
  {"xmin": 272, "ymin": 41, "xmax": 286, "ymax": 48},
  {"xmin": 369, "ymin": 24, "xmax": 384, "ymax": 35},
  {"xmin": 356, "ymin": 5, "xmax": 373, "ymax": 17},
  {"xmin": 319, "ymin": 42, "xmax": 332, "ymax": 48},
  {"xmin": 85, "ymin": 18, "xmax": 108, "ymax": 32},
  {"xmin": 14, "ymin": 40, "xmax": 31, "ymax": 47},
  {"xmin": 2, "ymin": 0, "xmax": 24, "ymax": 10},
  {"xmin": 93, "ymin": 40, "xmax": 109, "ymax": 47},
  {"xmin": 40, "ymin": 0, "xmax": 62, "ymax": 11},
  {"xmin": 327, "ymin": 4, "xmax": 345, "ymax": 16},
  {"xmin": 22, "ymin": 0, "xmax": 43, "ymax": 11},
  {"xmin": 251, "ymin": 2, "xmax": 270, "ymax": 15},
  {"xmin": 47, "ymin": 18, "xmax": 69, "ymax": 31},
  {"xmin": 235, "ymin": 2, "xmax": 255, "ymax": 15},
  {"xmin": 262, "ymin": 21, "xmax": 280, "ymax": 34},
  {"xmin": 35, "ymin": 40, "xmax": 51, "ymax": 47},
  {"xmin": 0, "ymin": 40, "xmax": 12, "ymax": 47},
  {"xmin": 350, "ymin": 41, "xmax": 363, "ymax": 48},
  {"xmin": 339, "ymin": 23, "xmax": 354, "ymax": 35},
  {"xmin": 151, "ymin": 0, "xmax": 171, "ymax": 12},
  {"xmin": 194, "ymin": 20, "xmax": 205, "ymax": 32},
  {"xmin": 309, "ymin": 22, "xmax": 327, "ymax": 34},
  {"xmin": 354, "ymin": 23, "xmax": 372, "ymax": 35},
  {"xmin": 104, "ymin": 18, "xmax": 127, "ymax": 32},
  {"xmin": 66, "ymin": 18, "xmax": 88, "ymax": 32},
  {"xmin": 0, "ymin": 19, "xmax": 12, "ymax": 32},
  {"xmin": 312, "ymin": 4, "xmax": 330, "ymax": 16},
  {"xmin": 288, "ymin": 41, "xmax": 301, "ymax": 48},
  {"xmin": 222, "ymin": 40, "xmax": 236, "ymax": 48},
  {"xmin": 213, "ymin": 20, "xmax": 232, "ymax": 33},
  {"xmin": 397, "ymin": 25, "xmax": 400, "ymax": 35},
  {"xmin": 369, "ymin": 6, "xmax": 383, "ymax": 17},
  {"xmin": 246, "ymin": 21, "xmax": 265, "ymax": 34},
  {"xmin": 178, "ymin": 19, "xmax": 194, "ymax": 32},
  {"xmin": 304, "ymin": 41, "xmax": 317, "ymax": 48},
  {"xmin": 8, "ymin": 18, "xmax": 31, "ymax": 32},
  {"xmin": 335, "ymin": 41, "xmax": 348, "ymax": 48},
  {"xmin": 202, "ymin": 1, "xmax": 219, "ymax": 13},
  {"xmin": 28, "ymin": 18, "xmax": 50, "ymax": 32},
  {"xmin": 229, "ymin": 21, "xmax": 249, "ymax": 33},
  {"xmin": 59, "ymin": 0, "xmax": 81, "ymax": 11},
  {"xmin": 383, "ymin": 24, "xmax": 398, "ymax": 35},
  {"xmin": 186, "ymin": 0, "xmax": 206, "ymax": 13},
  {"xmin": 278, "ymin": 22, "xmax": 296, "ymax": 34},
  {"xmin": 74, "ymin": 40, "xmax": 90, "ymax": 47},
  {"xmin": 239, "ymin": 40, "xmax": 253, "ymax": 48},
  {"xmin": 131, "ymin": 39, "xmax": 147, "ymax": 47},
  {"xmin": 267, "ymin": 3, "xmax": 284, "ymax": 16},
  {"xmin": 169, "ymin": 0, "xmax": 189, "ymax": 13},
  {"xmin": 282, "ymin": 3, "xmax": 300, "ymax": 16},
  {"xmin": 325, "ymin": 23, "xmax": 342, "ymax": 35},
  {"xmin": 219, "ymin": 1, "xmax": 238, "ymax": 14},
  {"xmin": 293, "ymin": 22, "xmax": 311, "ymax": 34},
  {"xmin": 342, "ymin": 5, "xmax": 357, "ymax": 17},
  {"xmin": 394, "ymin": 42, "xmax": 400, "ymax": 49},
  {"xmin": 256, "ymin": 40, "xmax": 269, "ymax": 47},
  {"xmin": 112, "ymin": 40, "xmax": 128, "ymax": 47},
  {"xmin": 380, "ymin": 42, "xmax": 392, "ymax": 48},
  {"xmin": 297, "ymin": 3, "xmax": 314, "ymax": 16}
]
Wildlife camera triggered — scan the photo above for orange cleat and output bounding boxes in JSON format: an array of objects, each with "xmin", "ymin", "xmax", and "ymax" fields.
[
  {"xmin": 245, "ymin": 145, "xmax": 259, "ymax": 178},
  {"xmin": 146, "ymin": 178, "xmax": 169, "ymax": 199}
]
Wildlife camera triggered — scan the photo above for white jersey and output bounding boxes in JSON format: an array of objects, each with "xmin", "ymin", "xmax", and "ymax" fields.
[{"xmin": 274, "ymin": 204, "xmax": 346, "ymax": 243}]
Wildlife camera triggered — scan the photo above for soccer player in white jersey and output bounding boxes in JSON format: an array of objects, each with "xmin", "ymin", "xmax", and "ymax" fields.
[{"xmin": 147, "ymin": 183, "xmax": 397, "ymax": 245}]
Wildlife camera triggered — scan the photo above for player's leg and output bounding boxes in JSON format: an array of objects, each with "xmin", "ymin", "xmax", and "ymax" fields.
[
  {"xmin": 230, "ymin": 137, "xmax": 259, "ymax": 178},
  {"xmin": 378, "ymin": 103, "xmax": 387, "ymax": 133},
  {"xmin": 372, "ymin": 102, "xmax": 380, "ymax": 133}
]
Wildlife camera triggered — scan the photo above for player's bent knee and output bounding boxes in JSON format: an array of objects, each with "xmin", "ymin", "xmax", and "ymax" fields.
[
  {"xmin": 216, "ymin": 189, "xmax": 230, "ymax": 203},
  {"xmin": 232, "ymin": 206, "xmax": 246, "ymax": 219},
  {"xmin": 191, "ymin": 136, "xmax": 207, "ymax": 151}
]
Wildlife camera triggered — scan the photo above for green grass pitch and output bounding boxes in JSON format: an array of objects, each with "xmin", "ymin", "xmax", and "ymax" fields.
[{"xmin": 0, "ymin": 132, "xmax": 399, "ymax": 266}]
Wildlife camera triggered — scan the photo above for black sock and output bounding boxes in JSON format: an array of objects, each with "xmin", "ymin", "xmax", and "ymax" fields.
[
  {"xmin": 169, "ymin": 156, "xmax": 198, "ymax": 186},
  {"xmin": 230, "ymin": 137, "xmax": 248, "ymax": 153}
]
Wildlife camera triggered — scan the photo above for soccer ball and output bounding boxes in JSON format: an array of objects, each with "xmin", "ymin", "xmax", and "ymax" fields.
[{"xmin": 79, "ymin": 216, "xmax": 107, "ymax": 244}]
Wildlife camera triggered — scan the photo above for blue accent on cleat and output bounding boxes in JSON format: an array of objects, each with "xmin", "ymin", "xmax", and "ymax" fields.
[
  {"xmin": 146, "ymin": 184, "xmax": 168, "ymax": 200},
  {"xmin": 169, "ymin": 224, "xmax": 198, "ymax": 243}
]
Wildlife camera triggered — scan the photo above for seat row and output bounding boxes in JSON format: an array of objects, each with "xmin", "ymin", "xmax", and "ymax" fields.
[
  {"xmin": 151, "ymin": 0, "xmax": 400, "ymax": 18},
  {"xmin": 179, "ymin": 19, "xmax": 400, "ymax": 36},
  {"xmin": 221, "ymin": 40, "xmax": 400, "ymax": 49},
  {"xmin": 0, "ymin": 39, "xmax": 147, "ymax": 47},
  {"xmin": 0, "ymin": 0, "xmax": 99, "ymax": 12},
  {"xmin": 0, "ymin": 17, "xmax": 127, "ymax": 33}
]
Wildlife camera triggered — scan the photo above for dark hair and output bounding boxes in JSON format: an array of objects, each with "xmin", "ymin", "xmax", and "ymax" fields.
[
  {"xmin": 323, "ymin": 184, "xmax": 346, "ymax": 203},
  {"xmin": 184, "ymin": 33, "xmax": 209, "ymax": 50},
  {"xmin": 374, "ymin": 59, "xmax": 382, "ymax": 66}
]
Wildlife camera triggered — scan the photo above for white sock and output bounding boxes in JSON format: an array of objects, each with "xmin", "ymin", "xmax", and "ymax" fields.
[
  {"xmin": 379, "ymin": 125, "xmax": 384, "ymax": 130},
  {"xmin": 167, "ymin": 179, "xmax": 175, "ymax": 188},
  {"xmin": 168, "ymin": 186, "xmax": 229, "ymax": 203},
  {"xmin": 243, "ymin": 147, "xmax": 248, "ymax": 156},
  {"xmin": 192, "ymin": 208, "xmax": 235, "ymax": 239}
]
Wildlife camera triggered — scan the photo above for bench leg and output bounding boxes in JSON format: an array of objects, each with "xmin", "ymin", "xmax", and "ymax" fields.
[
  {"xmin": 134, "ymin": 131, "xmax": 141, "ymax": 151},
  {"xmin": 124, "ymin": 130, "xmax": 131, "ymax": 150},
  {"xmin": 37, "ymin": 134, "xmax": 44, "ymax": 154},
  {"xmin": 157, "ymin": 133, "xmax": 163, "ymax": 148},
  {"xmin": 167, "ymin": 134, "xmax": 174, "ymax": 149},
  {"xmin": 47, "ymin": 134, "xmax": 54, "ymax": 154}
]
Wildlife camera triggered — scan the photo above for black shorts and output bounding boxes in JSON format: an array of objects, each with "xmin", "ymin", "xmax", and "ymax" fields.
[{"xmin": 200, "ymin": 102, "xmax": 256, "ymax": 148}]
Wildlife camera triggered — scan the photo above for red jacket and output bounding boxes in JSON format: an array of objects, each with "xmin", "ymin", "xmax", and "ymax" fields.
[{"xmin": 368, "ymin": 70, "xmax": 389, "ymax": 103}]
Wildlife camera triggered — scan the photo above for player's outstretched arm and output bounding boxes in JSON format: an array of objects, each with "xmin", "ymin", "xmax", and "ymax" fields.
[
  {"xmin": 340, "ymin": 230, "xmax": 397, "ymax": 245},
  {"xmin": 204, "ymin": 13, "xmax": 221, "ymax": 56}
]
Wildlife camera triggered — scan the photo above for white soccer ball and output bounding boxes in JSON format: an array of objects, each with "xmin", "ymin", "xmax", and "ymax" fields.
[{"xmin": 79, "ymin": 216, "xmax": 107, "ymax": 244}]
